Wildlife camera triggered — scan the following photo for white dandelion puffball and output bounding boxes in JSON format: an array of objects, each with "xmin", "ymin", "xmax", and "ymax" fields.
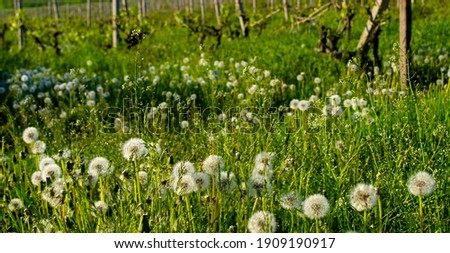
[
  {"xmin": 298, "ymin": 100, "xmax": 310, "ymax": 111},
  {"xmin": 303, "ymin": 194, "xmax": 330, "ymax": 219},
  {"xmin": 407, "ymin": 171, "xmax": 435, "ymax": 197},
  {"xmin": 217, "ymin": 171, "xmax": 237, "ymax": 192},
  {"xmin": 31, "ymin": 140, "xmax": 46, "ymax": 154},
  {"xmin": 202, "ymin": 155, "xmax": 224, "ymax": 176},
  {"xmin": 39, "ymin": 157, "xmax": 56, "ymax": 171},
  {"xmin": 31, "ymin": 171, "xmax": 43, "ymax": 186},
  {"xmin": 290, "ymin": 99, "xmax": 300, "ymax": 110},
  {"xmin": 88, "ymin": 157, "xmax": 112, "ymax": 176},
  {"xmin": 247, "ymin": 175, "xmax": 272, "ymax": 197},
  {"xmin": 252, "ymin": 162, "xmax": 274, "ymax": 180},
  {"xmin": 192, "ymin": 172, "xmax": 211, "ymax": 192},
  {"xmin": 41, "ymin": 164, "xmax": 62, "ymax": 180},
  {"xmin": 138, "ymin": 171, "xmax": 148, "ymax": 185},
  {"xmin": 255, "ymin": 152, "xmax": 275, "ymax": 165},
  {"xmin": 329, "ymin": 95, "xmax": 341, "ymax": 106},
  {"xmin": 94, "ymin": 201, "xmax": 109, "ymax": 215},
  {"xmin": 248, "ymin": 211, "xmax": 277, "ymax": 233},
  {"xmin": 8, "ymin": 198, "xmax": 24, "ymax": 212},
  {"xmin": 122, "ymin": 138, "xmax": 148, "ymax": 161},
  {"xmin": 23, "ymin": 127, "xmax": 39, "ymax": 144},
  {"xmin": 349, "ymin": 184, "xmax": 378, "ymax": 212},
  {"xmin": 280, "ymin": 191, "xmax": 302, "ymax": 210},
  {"xmin": 172, "ymin": 161, "xmax": 196, "ymax": 178},
  {"xmin": 173, "ymin": 174, "xmax": 196, "ymax": 195}
]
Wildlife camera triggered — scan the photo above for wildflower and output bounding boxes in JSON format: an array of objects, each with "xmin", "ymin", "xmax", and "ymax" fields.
[
  {"xmin": 42, "ymin": 185, "xmax": 65, "ymax": 208},
  {"xmin": 248, "ymin": 211, "xmax": 277, "ymax": 233},
  {"xmin": 173, "ymin": 174, "xmax": 196, "ymax": 195},
  {"xmin": 87, "ymin": 170, "xmax": 99, "ymax": 186},
  {"xmin": 31, "ymin": 171, "xmax": 43, "ymax": 186},
  {"xmin": 8, "ymin": 198, "xmax": 24, "ymax": 212},
  {"xmin": 329, "ymin": 95, "xmax": 341, "ymax": 106},
  {"xmin": 217, "ymin": 171, "xmax": 237, "ymax": 192},
  {"xmin": 31, "ymin": 140, "xmax": 46, "ymax": 154},
  {"xmin": 39, "ymin": 157, "xmax": 56, "ymax": 171},
  {"xmin": 298, "ymin": 100, "xmax": 310, "ymax": 111},
  {"xmin": 23, "ymin": 127, "xmax": 39, "ymax": 144},
  {"xmin": 138, "ymin": 171, "xmax": 148, "ymax": 185},
  {"xmin": 314, "ymin": 77, "xmax": 321, "ymax": 84},
  {"xmin": 202, "ymin": 155, "xmax": 224, "ymax": 176},
  {"xmin": 349, "ymin": 184, "xmax": 378, "ymax": 212},
  {"xmin": 88, "ymin": 157, "xmax": 112, "ymax": 176},
  {"xmin": 247, "ymin": 175, "xmax": 272, "ymax": 197},
  {"xmin": 180, "ymin": 120, "xmax": 189, "ymax": 129},
  {"xmin": 252, "ymin": 162, "xmax": 274, "ymax": 180},
  {"xmin": 94, "ymin": 201, "xmax": 109, "ymax": 215},
  {"xmin": 290, "ymin": 99, "xmax": 299, "ymax": 110},
  {"xmin": 192, "ymin": 172, "xmax": 211, "ymax": 192},
  {"xmin": 41, "ymin": 164, "xmax": 62, "ymax": 181},
  {"xmin": 407, "ymin": 171, "xmax": 435, "ymax": 197},
  {"xmin": 280, "ymin": 191, "xmax": 302, "ymax": 210},
  {"xmin": 122, "ymin": 138, "xmax": 148, "ymax": 161},
  {"xmin": 303, "ymin": 194, "xmax": 330, "ymax": 219},
  {"xmin": 335, "ymin": 141, "xmax": 345, "ymax": 150}
]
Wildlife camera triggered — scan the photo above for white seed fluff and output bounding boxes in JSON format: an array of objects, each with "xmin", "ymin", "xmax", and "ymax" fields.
[
  {"xmin": 122, "ymin": 138, "xmax": 148, "ymax": 161},
  {"xmin": 407, "ymin": 171, "xmax": 435, "ymax": 197},
  {"xmin": 23, "ymin": 127, "xmax": 39, "ymax": 144},
  {"xmin": 248, "ymin": 211, "xmax": 277, "ymax": 233},
  {"xmin": 349, "ymin": 184, "xmax": 378, "ymax": 212},
  {"xmin": 303, "ymin": 194, "xmax": 330, "ymax": 219}
]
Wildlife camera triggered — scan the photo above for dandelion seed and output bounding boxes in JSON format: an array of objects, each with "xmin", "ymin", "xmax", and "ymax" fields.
[
  {"xmin": 122, "ymin": 138, "xmax": 148, "ymax": 161},
  {"xmin": 94, "ymin": 201, "xmax": 109, "ymax": 215},
  {"xmin": 8, "ymin": 198, "xmax": 24, "ymax": 212},
  {"xmin": 39, "ymin": 157, "xmax": 56, "ymax": 171},
  {"xmin": 41, "ymin": 164, "xmax": 62, "ymax": 181},
  {"xmin": 297, "ymin": 100, "xmax": 310, "ymax": 111},
  {"xmin": 407, "ymin": 171, "xmax": 435, "ymax": 197},
  {"xmin": 247, "ymin": 175, "xmax": 272, "ymax": 197},
  {"xmin": 217, "ymin": 171, "xmax": 237, "ymax": 192},
  {"xmin": 202, "ymin": 155, "xmax": 224, "ymax": 176},
  {"xmin": 23, "ymin": 127, "xmax": 39, "ymax": 144},
  {"xmin": 172, "ymin": 161, "xmax": 196, "ymax": 179},
  {"xmin": 248, "ymin": 211, "xmax": 277, "ymax": 233},
  {"xmin": 280, "ymin": 191, "xmax": 302, "ymax": 210},
  {"xmin": 88, "ymin": 157, "xmax": 112, "ymax": 176},
  {"xmin": 329, "ymin": 95, "xmax": 341, "ymax": 106},
  {"xmin": 303, "ymin": 194, "xmax": 330, "ymax": 219},
  {"xmin": 138, "ymin": 171, "xmax": 148, "ymax": 185},
  {"xmin": 32, "ymin": 140, "xmax": 46, "ymax": 154},
  {"xmin": 314, "ymin": 77, "xmax": 321, "ymax": 84},
  {"xmin": 192, "ymin": 172, "xmax": 211, "ymax": 192},
  {"xmin": 180, "ymin": 120, "xmax": 189, "ymax": 129},
  {"xmin": 289, "ymin": 99, "xmax": 299, "ymax": 110},
  {"xmin": 349, "ymin": 184, "xmax": 378, "ymax": 212},
  {"xmin": 31, "ymin": 171, "xmax": 43, "ymax": 186},
  {"xmin": 173, "ymin": 174, "xmax": 196, "ymax": 195},
  {"xmin": 42, "ymin": 186, "xmax": 65, "ymax": 208}
]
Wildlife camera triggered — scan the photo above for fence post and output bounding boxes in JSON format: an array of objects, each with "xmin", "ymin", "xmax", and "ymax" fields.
[
  {"xmin": 214, "ymin": 0, "xmax": 221, "ymax": 26},
  {"xmin": 283, "ymin": 0, "xmax": 289, "ymax": 21},
  {"xmin": 15, "ymin": 0, "xmax": 25, "ymax": 50},
  {"xmin": 200, "ymin": 0, "xmax": 206, "ymax": 24},
  {"xmin": 112, "ymin": 0, "xmax": 120, "ymax": 48},
  {"xmin": 235, "ymin": 0, "xmax": 247, "ymax": 37},
  {"xmin": 87, "ymin": 0, "xmax": 91, "ymax": 27},
  {"xmin": 53, "ymin": 0, "xmax": 60, "ymax": 20},
  {"xmin": 399, "ymin": 0, "xmax": 411, "ymax": 88}
]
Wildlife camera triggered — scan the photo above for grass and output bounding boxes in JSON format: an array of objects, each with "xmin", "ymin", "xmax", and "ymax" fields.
[{"xmin": 0, "ymin": 1, "xmax": 449, "ymax": 233}]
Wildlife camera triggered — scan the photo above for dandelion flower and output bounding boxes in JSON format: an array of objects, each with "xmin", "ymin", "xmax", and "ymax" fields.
[
  {"xmin": 88, "ymin": 157, "xmax": 112, "ymax": 176},
  {"xmin": 329, "ymin": 95, "xmax": 341, "ymax": 106},
  {"xmin": 407, "ymin": 171, "xmax": 435, "ymax": 197},
  {"xmin": 280, "ymin": 191, "xmax": 302, "ymax": 210},
  {"xmin": 349, "ymin": 184, "xmax": 377, "ymax": 212},
  {"xmin": 8, "ymin": 198, "xmax": 24, "ymax": 212},
  {"xmin": 122, "ymin": 138, "xmax": 148, "ymax": 161},
  {"xmin": 172, "ymin": 161, "xmax": 196, "ymax": 178},
  {"xmin": 252, "ymin": 162, "xmax": 274, "ymax": 180},
  {"xmin": 290, "ymin": 99, "xmax": 299, "ymax": 110},
  {"xmin": 41, "ymin": 164, "xmax": 62, "ymax": 181},
  {"xmin": 217, "ymin": 171, "xmax": 237, "ymax": 192},
  {"xmin": 31, "ymin": 140, "xmax": 46, "ymax": 154},
  {"xmin": 31, "ymin": 171, "xmax": 43, "ymax": 186},
  {"xmin": 248, "ymin": 211, "xmax": 277, "ymax": 233},
  {"xmin": 87, "ymin": 170, "xmax": 99, "ymax": 186},
  {"xmin": 303, "ymin": 194, "xmax": 330, "ymax": 219},
  {"xmin": 173, "ymin": 174, "xmax": 196, "ymax": 195},
  {"xmin": 298, "ymin": 100, "xmax": 310, "ymax": 111},
  {"xmin": 255, "ymin": 152, "xmax": 275, "ymax": 165},
  {"xmin": 247, "ymin": 175, "xmax": 272, "ymax": 197},
  {"xmin": 42, "ymin": 185, "xmax": 65, "ymax": 208},
  {"xmin": 23, "ymin": 127, "xmax": 39, "ymax": 144},
  {"xmin": 138, "ymin": 171, "xmax": 148, "ymax": 185},
  {"xmin": 94, "ymin": 201, "xmax": 109, "ymax": 215},
  {"xmin": 180, "ymin": 120, "xmax": 189, "ymax": 129},
  {"xmin": 39, "ymin": 157, "xmax": 55, "ymax": 171},
  {"xmin": 192, "ymin": 172, "xmax": 211, "ymax": 192},
  {"xmin": 202, "ymin": 155, "xmax": 224, "ymax": 176}
]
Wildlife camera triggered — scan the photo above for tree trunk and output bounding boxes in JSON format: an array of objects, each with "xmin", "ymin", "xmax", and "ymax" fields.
[
  {"xmin": 399, "ymin": 0, "xmax": 411, "ymax": 87},
  {"xmin": 112, "ymin": 0, "xmax": 120, "ymax": 48}
]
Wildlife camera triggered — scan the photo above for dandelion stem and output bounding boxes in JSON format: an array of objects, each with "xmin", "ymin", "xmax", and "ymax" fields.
[
  {"xmin": 419, "ymin": 195, "xmax": 424, "ymax": 232},
  {"xmin": 185, "ymin": 195, "xmax": 196, "ymax": 232},
  {"xmin": 363, "ymin": 210, "xmax": 367, "ymax": 232},
  {"xmin": 377, "ymin": 195, "xmax": 383, "ymax": 233},
  {"xmin": 315, "ymin": 218, "xmax": 319, "ymax": 233}
]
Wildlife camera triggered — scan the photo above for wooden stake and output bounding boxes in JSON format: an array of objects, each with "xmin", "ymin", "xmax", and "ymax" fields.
[
  {"xmin": 214, "ymin": 0, "xmax": 221, "ymax": 26},
  {"xmin": 15, "ymin": 0, "xmax": 25, "ymax": 50},
  {"xmin": 53, "ymin": 0, "xmax": 60, "ymax": 20},
  {"xmin": 283, "ymin": 0, "xmax": 289, "ymax": 21},
  {"xmin": 357, "ymin": 0, "xmax": 389, "ymax": 50},
  {"xmin": 87, "ymin": 0, "xmax": 91, "ymax": 27},
  {"xmin": 399, "ymin": 0, "xmax": 412, "ymax": 87},
  {"xmin": 200, "ymin": 0, "xmax": 206, "ymax": 24},
  {"xmin": 235, "ymin": 0, "xmax": 247, "ymax": 37},
  {"xmin": 112, "ymin": 0, "xmax": 120, "ymax": 48}
]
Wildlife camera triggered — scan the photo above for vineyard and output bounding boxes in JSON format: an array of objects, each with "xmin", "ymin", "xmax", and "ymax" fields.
[{"xmin": 1, "ymin": 0, "xmax": 449, "ymax": 233}]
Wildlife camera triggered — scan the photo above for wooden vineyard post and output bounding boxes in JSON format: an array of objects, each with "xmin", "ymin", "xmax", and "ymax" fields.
[
  {"xmin": 357, "ymin": 0, "xmax": 389, "ymax": 50},
  {"xmin": 283, "ymin": 0, "xmax": 289, "ymax": 21},
  {"xmin": 214, "ymin": 0, "xmax": 221, "ymax": 26},
  {"xmin": 48, "ymin": 0, "xmax": 52, "ymax": 17},
  {"xmin": 15, "ymin": 0, "xmax": 25, "ymax": 50},
  {"xmin": 142, "ymin": 0, "xmax": 147, "ymax": 18},
  {"xmin": 122, "ymin": 0, "xmax": 129, "ymax": 17},
  {"xmin": 87, "ymin": 0, "xmax": 91, "ymax": 27},
  {"xmin": 235, "ymin": 0, "xmax": 247, "ymax": 37},
  {"xmin": 112, "ymin": 0, "xmax": 120, "ymax": 48},
  {"xmin": 253, "ymin": 0, "xmax": 257, "ymax": 14},
  {"xmin": 53, "ymin": 0, "xmax": 60, "ymax": 20},
  {"xmin": 399, "ymin": 0, "xmax": 411, "ymax": 88},
  {"xmin": 200, "ymin": 0, "xmax": 206, "ymax": 24}
]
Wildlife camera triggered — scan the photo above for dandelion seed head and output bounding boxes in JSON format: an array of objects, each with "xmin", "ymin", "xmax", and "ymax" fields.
[
  {"xmin": 290, "ymin": 99, "xmax": 300, "ymax": 110},
  {"xmin": 31, "ymin": 140, "xmax": 46, "ymax": 154},
  {"xmin": 88, "ymin": 157, "xmax": 111, "ymax": 176},
  {"xmin": 252, "ymin": 162, "xmax": 274, "ymax": 180},
  {"xmin": 303, "ymin": 194, "xmax": 330, "ymax": 219},
  {"xmin": 173, "ymin": 174, "xmax": 196, "ymax": 195},
  {"xmin": 247, "ymin": 175, "xmax": 272, "ymax": 197},
  {"xmin": 23, "ymin": 127, "xmax": 39, "ymax": 144},
  {"xmin": 42, "ymin": 164, "xmax": 62, "ymax": 181},
  {"xmin": 248, "ymin": 211, "xmax": 277, "ymax": 233},
  {"xmin": 298, "ymin": 100, "xmax": 310, "ymax": 111},
  {"xmin": 172, "ymin": 161, "xmax": 196, "ymax": 178},
  {"xmin": 31, "ymin": 171, "xmax": 43, "ymax": 186},
  {"xmin": 87, "ymin": 170, "xmax": 99, "ymax": 186},
  {"xmin": 329, "ymin": 95, "xmax": 341, "ymax": 106},
  {"xmin": 122, "ymin": 138, "xmax": 148, "ymax": 161},
  {"xmin": 349, "ymin": 184, "xmax": 378, "ymax": 212},
  {"xmin": 202, "ymin": 155, "xmax": 224, "ymax": 176},
  {"xmin": 180, "ymin": 120, "xmax": 189, "ymax": 129},
  {"xmin": 217, "ymin": 171, "xmax": 237, "ymax": 192},
  {"xmin": 407, "ymin": 171, "xmax": 435, "ymax": 197},
  {"xmin": 8, "ymin": 198, "xmax": 24, "ymax": 212},
  {"xmin": 95, "ymin": 201, "xmax": 109, "ymax": 215},
  {"xmin": 280, "ymin": 191, "xmax": 302, "ymax": 210},
  {"xmin": 138, "ymin": 171, "xmax": 148, "ymax": 185},
  {"xmin": 255, "ymin": 152, "xmax": 275, "ymax": 166},
  {"xmin": 39, "ymin": 157, "xmax": 56, "ymax": 171},
  {"xmin": 192, "ymin": 172, "xmax": 211, "ymax": 192}
]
